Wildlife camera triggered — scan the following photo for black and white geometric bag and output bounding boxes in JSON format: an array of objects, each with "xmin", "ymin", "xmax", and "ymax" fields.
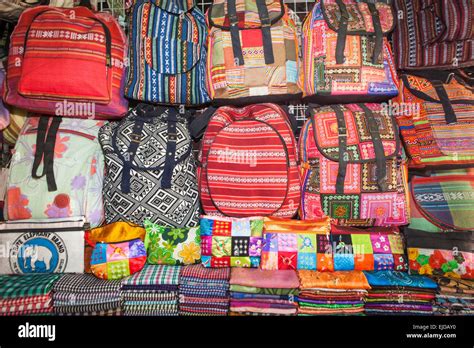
[{"xmin": 99, "ymin": 104, "xmax": 200, "ymax": 228}]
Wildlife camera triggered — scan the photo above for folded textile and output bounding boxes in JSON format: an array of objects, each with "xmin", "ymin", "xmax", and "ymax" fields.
[
  {"xmin": 230, "ymin": 269, "xmax": 300, "ymax": 289},
  {"xmin": 363, "ymin": 271, "xmax": 438, "ymax": 289},
  {"xmin": 180, "ymin": 264, "xmax": 230, "ymax": 283},
  {"xmin": 53, "ymin": 292, "xmax": 121, "ymax": 305},
  {"xmin": 0, "ymin": 274, "xmax": 63, "ymax": 299},
  {"xmin": 53, "ymin": 274, "xmax": 121, "ymax": 293},
  {"xmin": 1, "ymin": 298, "xmax": 52, "ymax": 316},
  {"xmin": 122, "ymin": 291, "xmax": 178, "ymax": 302},
  {"xmin": 54, "ymin": 301, "xmax": 121, "ymax": 314},
  {"xmin": 298, "ymin": 271, "xmax": 371, "ymax": 290},
  {"xmin": 58, "ymin": 308, "xmax": 122, "ymax": 316},
  {"xmin": 0, "ymin": 295, "xmax": 50, "ymax": 307},
  {"xmin": 432, "ymin": 276, "xmax": 474, "ymax": 316},
  {"xmin": 122, "ymin": 264, "xmax": 181, "ymax": 287},
  {"xmin": 229, "ymin": 285, "xmax": 299, "ymax": 296}
]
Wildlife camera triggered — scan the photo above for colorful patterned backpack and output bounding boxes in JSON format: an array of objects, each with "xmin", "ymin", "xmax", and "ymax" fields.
[
  {"xmin": 194, "ymin": 103, "xmax": 300, "ymax": 218},
  {"xmin": 394, "ymin": 71, "xmax": 474, "ymax": 169},
  {"xmin": 125, "ymin": 0, "xmax": 210, "ymax": 106},
  {"xmin": 408, "ymin": 169, "xmax": 474, "ymax": 233},
  {"xmin": 299, "ymin": 103, "xmax": 409, "ymax": 226},
  {"xmin": 393, "ymin": 0, "xmax": 474, "ymax": 70},
  {"xmin": 99, "ymin": 104, "xmax": 200, "ymax": 228},
  {"xmin": 4, "ymin": 6, "xmax": 128, "ymax": 119},
  {"xmin": 5, "ymin": 117, "xmax": 105, "ymax": 227},
  {"xmin": 301, "ymin": 0, "xmax": 398, "ymax": 104},
  {"xmin": 206, "ymin": 0, "xmax": 302, "ymax": 105}
]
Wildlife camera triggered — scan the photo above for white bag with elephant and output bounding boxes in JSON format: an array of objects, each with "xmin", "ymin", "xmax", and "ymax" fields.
[{"xmin": 0, "ymin": 217, "xmax": 85, "ymax": 274}]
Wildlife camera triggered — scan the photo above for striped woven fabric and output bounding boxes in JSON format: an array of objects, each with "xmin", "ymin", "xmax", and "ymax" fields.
[
  {"xmin": 54, "ymin": 301, "xmax": 121, "ymax": 314},
  {"xmin": 58, "ymin": 308, "xmax": 122, "ymax": 316},
  {"xmin": 395, "ymin": 74, "xmax": 474, "ymax": 169},
  {"xmin": 121, "ymin": 291, "xmax": 178, "ymax": 302},
  {"xmin": 206, "ymin": 0, "xmax": 302, "ymax": 104},
  {"xmin": 393, "ymin": 0, "xmax": 474, "ymax": 70},
  {"xmin": 4, "ymin": 6, "xmax": 128, "ymax": 119},
  {"xmin": 198, "ymin": 104, "xmax": 300, "ymax": 218},
  {"xmin": 125, "ymin": 0, "xmax": 210, "ymax": 106}
]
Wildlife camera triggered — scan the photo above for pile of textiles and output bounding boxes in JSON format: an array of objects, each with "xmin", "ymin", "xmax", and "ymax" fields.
[
  {"xmin": 297, "ymin": 271, "xmax": 370, "ymax": 316},
  {"xmin": 364, "ymin": 271, "xmax": 437, "ymax": 315},
  {"xmin": 121, "ymin": 264, "xmax": 180, "ymax": 316},
  {"xmin": 179, "ymin": 264, "xmax": 230, "ymax": 316},
  {"xmin": 0, "ymin": 274, "xmax": 62, "ymax": 316},
  {"xmin": 52, "ymin": 274, "xmax": 122, "ymax": 316},
  {"xmin": 432, "ymin": 277, "xmax": 474, "ymax": 316},
  {"xmin": 229, "ymin": 268, "xmax": 299, "ymax": 316}
]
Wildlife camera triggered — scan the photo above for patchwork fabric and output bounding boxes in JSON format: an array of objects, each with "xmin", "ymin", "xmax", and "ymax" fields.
[
  {"xmin": 99, "ymin": 105, "xmax": 200, "ymax": 228},
  {"xmin": 200, "ymin": 216, "xmax": 264, "ymax": 268},
  {"xmin": 126, "ymin": 0, "xmax": 210, "ymax": 106},
  {"xmin": 408, "ymin": 169, "xmax": 474, "ymax": 232},
  {"xmin": 90, "ymin": 239, "xmax": 147, "ymax": 280},
  {"xmin": 406, "ymin": 229, "xmax": 473, "ymax": 280},
  {"xmin": 144, "ymin": 220, "xmax": 201, "ymax": 265},
  {"xmin": 301, "ymin": 0, "xmax": 398, "ymax": 103},
  {"xmin": 299, "ymin": 104, "xmax": 409, "ymax": 226},
  {"xmin": 394, "ymin": 74, "xmax": 474, "ymax": 168},
  {"xmin": 393, "ymin": 0, "xmax": 474, "ymax": 70},
  {"xmin": 207, "ymin": 0, "xmax": 302, "ymax": 104},
  {"xmin": 260, "ymin": 217, "xmax": 332, "ymax": 271},
  {"xmin": 331, "ymin": 226, "xmax": 407, "ymax": 271}
]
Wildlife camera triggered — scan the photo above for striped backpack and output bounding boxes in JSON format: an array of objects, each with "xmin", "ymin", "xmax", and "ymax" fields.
[
  {"xmin": 194, "ymin": 103, "xmax": 300, "ymax": 218},
  {"xmin": 301, "ymin": 0, "xmax": 398, "ymax": 104},
  {"xmin": 393, "ymin": 0, "xmax": 474, "ymax": 70},
  {"xmin": 4, "ymin": 6, "xmax": 128, "ymax": 119},
  {"xmin": 299, "ymin": 103, "xmax": 409, "ymax": 226},
  {"xmin": 206, "ymin": 0, "xmax": 302, "ymax": 105},
  {"xmin": 394, "ymin": 71, "xmax": 474, "ymax": 169},
  {"xmin": 125, "ymin": 0, "xmax": 210, "ymax": 106}
]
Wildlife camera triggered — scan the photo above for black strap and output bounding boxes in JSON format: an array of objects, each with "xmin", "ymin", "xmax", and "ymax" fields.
[
  {"xmin": 335, "ymin": 0, "xmax": 349, "ymax": 64},
  {"xmin": 367, "ymin": 2, "xmax": 383, "ymax": 64},
  {"xmin": 332, "ymin": 105, "xmax": 348, "ymax": 194},
  {"xmin": 360, "ymin": 104, "xmax": 387, "ymax": 191},
  {"xmin": 279, "ymin": 105, "xmax": 298, "ymax": 135},
  {"xmin": 256, "ymin": 0, "xmax": 275, "ymax": 65},
  {"xmin": 79, "ymin": 0, "xmax": 92, "ymax": 8},
  {"xmin": 228, "ymin": 0, "xmax": 244, "ymax": 66},
  {"xmin": 31, "ymin": 117, "xmax": 62, "ymax": 192},
  {"xmin": 161, "ymin": 110, "xmax": 179, "ymax": 189},
  {"xmin": 189, "ymin": 106, "xmax": 217, "ymax": 141},
  {"xmin": 120, "ymin": 119, "xmax": 144, "ymax": 194}
]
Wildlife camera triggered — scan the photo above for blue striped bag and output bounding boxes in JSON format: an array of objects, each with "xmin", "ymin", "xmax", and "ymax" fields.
[{"xmin": 125, "ymin": 0, "xmax": 210, "ymax": 106}]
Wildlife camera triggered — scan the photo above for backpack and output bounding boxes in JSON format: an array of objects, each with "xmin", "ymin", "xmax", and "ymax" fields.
[
  {"xmin": 206, "ymin": 0, "xmax": 302, "ymax": 105},
  {"xmin": 301, "ymin": 0, "xmax": 398, "ymax": 104},
  {"xmin": 99, "ymin": 104, "xmax": 200, "ymax": 228},
  {"xmin": 393, "ymin": 0, "xmax": 474, "ymax": 70},
  {"xmin": 394, "ymin": 71, "xmax": 474, "ymax": 169},
  {"xmin": 5, "ymin": 117, "xmax": 105, "ymax": 227},
  {"xmin": 4, "ymin": 6, "xmax": 128, "ymax": 119},
  {"xmin": 299, "ymin": 103, "xmax": 409, "ymax": 226},
  {"xmin": 125, "ymin": 0, "xmax": 210, "ymax": 106},
  {"xmin": 194, "ymin": 103, "xmax": 300, "ymax": 218}
]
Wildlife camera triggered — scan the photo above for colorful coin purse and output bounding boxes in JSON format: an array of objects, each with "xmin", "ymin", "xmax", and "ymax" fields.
[
  {"xmin": 200, "ymin": 216, "xmax": 264, "ymax": 268},
  {"xmin": 90, "ymin": 239, "xmax": 147, "ymax": 280}
]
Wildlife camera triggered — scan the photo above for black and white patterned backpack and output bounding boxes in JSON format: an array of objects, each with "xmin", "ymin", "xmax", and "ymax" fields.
[{"xmin": 99, "ymin": 104, "xmax": 199, "ymax": 228}]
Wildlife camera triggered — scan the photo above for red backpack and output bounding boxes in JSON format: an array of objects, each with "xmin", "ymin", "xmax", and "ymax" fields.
[
  {"xmin": 4, "ymin": 6, "xmax": 128, "ymax": 119},
  {"xmin": 193, "ymin": 103, "xmax": 301, "ymax": 218}
]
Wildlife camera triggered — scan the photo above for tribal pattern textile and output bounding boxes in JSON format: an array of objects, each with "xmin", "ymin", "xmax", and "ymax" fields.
[
  {"xmin": 408, "ymin": 169, "xmax": 474, "ymax": 232},
  {"xmin": 393, "ymin": 0, "xmax": 474, "ymax": 70},
  {"xmin": 299, "ymin": 103, "xmax": 409, "ymax": 226},
  {"xmin": 260, "ymin": 218, "xmax": 333, "ymax": 271},
  {"xmin": 144, "ymin": 220, "xmax": 201, "ymax": 265},
  {"xmin": 331, "ymin": 226, "xmax": 407, "ymax": 271},
  {"xmin": 406, "ymin": 229, "xmax": 473, "ymax": 280},
  {"xmin": 200, "ymin": 216, "xmax": 264, "ymax": 268},
  {"xmin": 4, "ymin": 6, "xmax": 128, "ymax": 118},
  {"xmin": 0, "ymin": 274, "xmax": 62, "ymax": 299},
  {"xmin": 301, "ymin": 0, "xmax": 398, "ymax": 103},
  {"xmin": 125, "ymin": 0, "xmax": 210, "ymax": 106},
  {"xmin": 395, "ymin": 74, "xmax": 474, "ymax": 168},
  {"xmin": 198, "ymin": 104, "xmax": 300, "ymax": 218},
  {"xmin": 207, "ymin": 0, "xmax": 302, "ymax": 104},
  {"xmin": 99, "ymin": 105, "xmax": 200, "ymax": 228}
]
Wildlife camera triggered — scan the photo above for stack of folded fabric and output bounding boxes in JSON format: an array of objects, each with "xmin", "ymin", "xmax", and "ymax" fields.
[
  {"xmin": 52, "ymin": 274, "xmax": 122, "ymax": 316},
  {"xmin": 432, "ymin": 276, "xmax": 474, "ymax": 316},
  {"xmin": 364, "ymin": 271, "xmax": 438, "ymax": 315},
  {"xmin": 121, "ymin": 264, "xmax": 180, "ymax": 316},
  {"xmin": 0, "ymin": 274, "xmax": 62, "ymax": 316},
  {"xmin": 297, "ymin": 271, "xmax": 370, "ymax": 315},
  {"xmin": 179, "ymin": 264, "xmax": 230, "ymax": 316},
  {"xmin": 229, "ymin": 268, "xmax": 299, "ymax": 316}
]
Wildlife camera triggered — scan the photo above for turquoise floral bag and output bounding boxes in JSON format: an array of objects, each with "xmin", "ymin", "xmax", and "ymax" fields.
[{"xmin": 143, "ymin": 220, "xmax": 201, "ymax": 265}]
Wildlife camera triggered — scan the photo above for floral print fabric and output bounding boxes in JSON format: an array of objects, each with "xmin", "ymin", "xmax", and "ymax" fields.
[{"xmin": 144, "ymin": 220, "xmax": 201, "ymax": 266}]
